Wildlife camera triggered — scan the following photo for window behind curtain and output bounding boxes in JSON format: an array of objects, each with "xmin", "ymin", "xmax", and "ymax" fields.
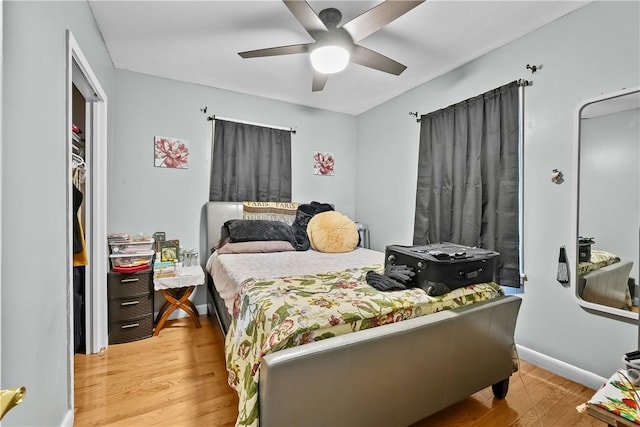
[
  {"xmin": 209, "ymin": 119, "xmax": 292, "ymax": 202},
  {"xmin": 413, "ymin": 81, "xmax": 521, "ymax": 287}
]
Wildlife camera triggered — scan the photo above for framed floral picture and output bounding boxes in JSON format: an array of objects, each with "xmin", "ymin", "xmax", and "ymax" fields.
[
  {"xmin": 154, "ymin": 136, "xmax": 189, "ymax": 169},
  {"xmin": 313, "ymin": 151, "xmax": 334, "ymax": 176}
]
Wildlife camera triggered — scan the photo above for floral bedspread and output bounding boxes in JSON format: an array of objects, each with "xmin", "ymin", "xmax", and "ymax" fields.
[{"xmin": 225, "ymin": 263, "xmax": 505, "ymax": 427}]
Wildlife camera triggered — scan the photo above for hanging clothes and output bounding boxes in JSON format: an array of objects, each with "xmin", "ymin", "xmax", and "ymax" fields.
[
  {"xmin": 73, "ymin": 184, "xmax": 87, "ymax": 351},
  {"xmin": 72, "ymin": 122, "xmax": 88, "ymax": 353},
  {"xmin": 73, "ymin": 163, "xmax": 86, "ymax": 223},
  {"xmin": 72, "ymin": 184, "xmax": 83, "ymax": 254},
  {"xmin": 73, "ymin": 265, "xmax": 85, "ymax": 353},
  {"xmin": 72, "ymin": 184, "xmax": 88, "ymax": 267}
]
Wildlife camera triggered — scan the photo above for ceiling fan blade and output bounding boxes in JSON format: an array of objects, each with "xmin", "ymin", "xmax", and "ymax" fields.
[
  {"xmin": 283, "ymin": 0, "xmax": 327, "ymax": 37},
  {"xmin": 238, "ymin": 43, "xmax": 312, "ymax": 59},
  {"xmin": 342, "ymin": 0, "xmax": 425, "ymax": 42},
  {"xmin": 351, "ymin": 45, "xmax": 407, "ymax": 76},
  {"xmin": 312, "ymin": 71, "xmax": 329, "ymax": 92}
]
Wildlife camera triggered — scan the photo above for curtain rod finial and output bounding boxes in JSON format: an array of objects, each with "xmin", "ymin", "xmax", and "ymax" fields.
[{"xmin": 525, "ymin": 64, "xmax": 542, "ymax": 73}]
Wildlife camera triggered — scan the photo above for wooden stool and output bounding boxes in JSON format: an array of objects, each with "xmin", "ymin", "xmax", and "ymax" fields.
[
  {"xmin": 154, "ymin": 286, "xmax": 201, "ymax": 335},
  {"xmin": 153, "ymin": 265, "xmax": 205, "ymax": 335}
]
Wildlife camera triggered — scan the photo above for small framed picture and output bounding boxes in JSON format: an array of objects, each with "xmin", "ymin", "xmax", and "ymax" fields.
[
  {"xmin": 160, "ymin": 240, "xmax": 179, "ymax": 262},
  {"xmin": 154, "ymin": 136, "xmax": 189, "ymax": 169},
  {"xmin": 313, "ymin": 151, "xmax": 334, "ymax": 176},
  {"xmin": 153, "ymin": 232, "xmax": 166, "ymax": 252}
]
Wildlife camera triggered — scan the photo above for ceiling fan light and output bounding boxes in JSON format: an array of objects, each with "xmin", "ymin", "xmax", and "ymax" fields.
[{"xmin": 310, "ymin": 45, "xmax": 350, "ymax": 74}]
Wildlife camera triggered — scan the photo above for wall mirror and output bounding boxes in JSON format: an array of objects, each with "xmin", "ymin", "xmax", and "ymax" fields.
[{"xmin": 574, "ymin": 86, "xmax": 640, "ymax": 321}]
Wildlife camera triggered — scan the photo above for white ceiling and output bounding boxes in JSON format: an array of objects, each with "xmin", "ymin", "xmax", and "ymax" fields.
[{"xmin": 88, "ymin": 0, "xmax": 590, "ymax": 116}]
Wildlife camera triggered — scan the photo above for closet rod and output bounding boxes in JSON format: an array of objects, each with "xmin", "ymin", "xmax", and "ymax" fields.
[{"xmin": 207, "ymin": 114, "xmax": 296, "ymax": 134}]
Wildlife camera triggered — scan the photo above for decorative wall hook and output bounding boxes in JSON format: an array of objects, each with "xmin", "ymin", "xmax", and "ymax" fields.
[
  {"xmin": 200, "ymin": 106, "xmax": 208, "ymax": 114},
  {"xmin": 551, "ymin": 169, "xmax": 564, "ymax": 184},
  {"xmin": 526, "ymin": 64, "xmax": 542, "ymax": 73}
]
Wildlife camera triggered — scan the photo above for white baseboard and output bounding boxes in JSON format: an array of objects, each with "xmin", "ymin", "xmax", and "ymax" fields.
[
  {"xmin": 516, "ymin": 344, "xmax": 607, "ymax": 390},
  {"xmin": 154, "ymin": 303, "xmax": 208, "ymax": 322},
  {"xmin": 61, "ymin": 409, "xmax": 73, "ymax": 427}
]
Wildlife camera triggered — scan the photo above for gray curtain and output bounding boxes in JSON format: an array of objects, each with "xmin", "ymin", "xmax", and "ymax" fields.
[
  {"xmin": 209, "ymin": 119, "xmax": 292, "ymax": 202},
  {"xmin": 413, "ymin": 81, "xmax": 520, "ymax": 286}
]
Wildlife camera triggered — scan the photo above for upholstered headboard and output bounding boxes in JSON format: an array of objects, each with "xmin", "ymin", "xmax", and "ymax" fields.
[
  {"xmin": 205, "ymin": 202, "xmax": 244, "ymax": 254},
  {"xmin": 205, "ymin": 201, "xmax": 303, "ymax": 253}
]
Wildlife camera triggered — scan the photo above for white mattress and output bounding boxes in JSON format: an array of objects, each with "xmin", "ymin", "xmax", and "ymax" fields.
[{"xmin": 206, "ymin": 248, "xmax": 384, "ymax": 314}]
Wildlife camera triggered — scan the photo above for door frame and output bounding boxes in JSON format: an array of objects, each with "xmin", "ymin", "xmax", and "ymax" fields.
[
  {"xmin": 65, "ymin": 30, "xmax": 108, "ymax": 419},
  {"xmin": 0, "ymin": 1, "xmax": 4, "ymax": 420}
]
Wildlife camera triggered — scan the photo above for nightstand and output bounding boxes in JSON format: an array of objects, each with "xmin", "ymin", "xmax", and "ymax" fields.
[{"xmin": 107, "ymin": 269, "xmax": 154, "ymax": 344}]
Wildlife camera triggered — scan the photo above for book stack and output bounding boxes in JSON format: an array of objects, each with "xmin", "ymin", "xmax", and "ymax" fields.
[{"xmin": 153, "ymin": 260, "xmax": 176, "ymax": 278}]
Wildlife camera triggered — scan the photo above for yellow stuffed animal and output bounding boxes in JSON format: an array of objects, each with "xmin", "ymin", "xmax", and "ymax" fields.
[{"xmin": 307, "ymin": 211, "xmax": 359, "ymax": 253}]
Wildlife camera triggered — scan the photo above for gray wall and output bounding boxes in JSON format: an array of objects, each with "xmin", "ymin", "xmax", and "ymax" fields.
[
  {"xmin": 109, "ymin": 70, "xmax": 357, "ymax": 309},
  {"xmin": 1, "ymin": 1, "xmax": 114, "ymax": 426},
  {"xmin": 355, "ymin": 1, "xmax": 640, "ymax": 378},
  {"xmin": 580, "ymin": 109, "xmax": 639, "ymax": 283}
]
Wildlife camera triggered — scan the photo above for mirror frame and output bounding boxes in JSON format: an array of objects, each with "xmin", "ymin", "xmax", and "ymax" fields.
[{"xmin": 572, "ymin": 85, "xmax": 640, "ymax": 321}]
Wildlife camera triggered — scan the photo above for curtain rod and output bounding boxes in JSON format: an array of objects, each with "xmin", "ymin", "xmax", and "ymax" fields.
[
  {"xmin": 207, "ymin": 114, "xmax": 296, "ymax": 134},
  {"xmin": 410, "ymin": 79, "xmax": 532, "ymax": 123}
]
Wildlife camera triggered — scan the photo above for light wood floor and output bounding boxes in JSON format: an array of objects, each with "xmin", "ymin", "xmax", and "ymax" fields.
[{"xmin": 74, "ymin": 316, "xmax": 602, "ymax": 426}]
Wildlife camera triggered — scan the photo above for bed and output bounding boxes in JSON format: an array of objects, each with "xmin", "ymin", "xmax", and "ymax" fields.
[
  {"xmin": 204, "ymin": 201, "xmax": 522, "ymax": 427},
  {"xmin": 577, "ymin": 249, "xmax": 634, "ymax": 310}
]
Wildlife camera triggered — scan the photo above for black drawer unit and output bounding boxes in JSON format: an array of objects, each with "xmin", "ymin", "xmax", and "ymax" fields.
[
  {"xmin": 107, "ymin": 269, "xmax": 154, "ymax": 344},
  {"xmin": 108, "ymin": 293, "xmax": 154, "ymax": 321},
  {"xmin": 108, "ymin": 270, "xmax": 152, "ymax": 298},
  {"xmin": 108, "ymin": 314, "xmax": 154, "ymax": 345}
]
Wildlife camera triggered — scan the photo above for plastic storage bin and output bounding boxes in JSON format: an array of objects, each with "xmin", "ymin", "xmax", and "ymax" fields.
[
  {"xmin": 109, "ymin": 238, "xmax": 155, "ymax": 254},
  {"xmin": 109, "ymin": 250, "xmax": 155, "ymax": 269}
]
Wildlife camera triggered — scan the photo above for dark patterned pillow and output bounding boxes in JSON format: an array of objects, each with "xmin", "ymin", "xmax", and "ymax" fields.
[{"xmin": 224, "ymin": 219, "xmax": 296, "ymax": 247}]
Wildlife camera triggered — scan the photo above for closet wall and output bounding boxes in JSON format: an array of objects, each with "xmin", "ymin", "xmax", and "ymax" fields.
[
  {"xmin": 72, "ymin": 84, "xmax": 87, "ymax": 353},
  {"xmin": 2, "ymin": 2, "xmax": 114, "ymax": 423}
]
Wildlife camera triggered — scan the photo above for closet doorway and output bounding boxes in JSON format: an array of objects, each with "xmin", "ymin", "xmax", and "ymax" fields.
[{"xmin": 66, "ymin": 30, "xmax": 108, "ymax": 404}]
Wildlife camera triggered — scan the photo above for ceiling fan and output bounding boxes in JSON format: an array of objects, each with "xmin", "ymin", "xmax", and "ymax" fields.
[{"xmin": 238, "ymin": 0, "xmax": 425, "ymax": 92}]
